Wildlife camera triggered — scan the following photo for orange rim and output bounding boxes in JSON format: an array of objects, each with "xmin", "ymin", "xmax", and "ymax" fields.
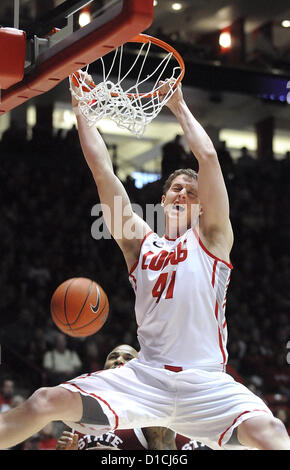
[
  {"xmin": 129, "ymin": 33, "xmax": 185, "ymax": 84},
  {"xmin": 72, "ymin": 33, "xmax": 185, "ymax": 98}
]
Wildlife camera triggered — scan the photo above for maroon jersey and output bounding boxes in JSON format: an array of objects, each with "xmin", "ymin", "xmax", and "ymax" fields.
[
  {"xmin": 175, "ymin": 434, "xmax": 210, "ymax": 450},
  {"xmin": 76, "ymin": 428, "xmax": 147, "ymax": 450},
  {"xmin": 75, "ymin": 429, "xmax": 210, "ymax": 451}
]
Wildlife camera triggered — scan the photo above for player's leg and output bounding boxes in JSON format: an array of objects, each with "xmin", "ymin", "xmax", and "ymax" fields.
[
  {"xmin": 237, "ymin": 414, "xmax": 290, "ymax": 450},
  {"xmin": 0, "ymin": 386, "xmax": 83, "ymax": 450}
]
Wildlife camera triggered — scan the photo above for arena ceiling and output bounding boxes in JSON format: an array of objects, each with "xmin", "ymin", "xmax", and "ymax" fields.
[{"xmin": 152, "ymin": 0, "xmax": 290, "ymax": 46}]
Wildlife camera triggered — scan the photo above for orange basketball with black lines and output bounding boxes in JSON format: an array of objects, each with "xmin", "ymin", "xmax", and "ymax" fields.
[{"xmin": 50, "ymin": 278, "xmax": 109, "ymax": 337}]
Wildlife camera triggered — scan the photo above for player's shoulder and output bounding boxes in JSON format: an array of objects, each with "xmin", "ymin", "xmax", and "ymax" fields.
[
  {"xmin": 195, "ymin": 225, "xmax": 233, "ymax": 268},
  {"xmin": 122, "ymin": 225, "xmax": 153, "ymax": 273}
]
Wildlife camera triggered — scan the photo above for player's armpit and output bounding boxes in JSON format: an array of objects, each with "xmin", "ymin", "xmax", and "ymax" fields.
[
  {"xmin": 143, "ymin": 427, "xmax": 177, "ymax": 450},
  {"xmin": 92, "ymin": 169, "xmax": 151, "ymax": 269}
]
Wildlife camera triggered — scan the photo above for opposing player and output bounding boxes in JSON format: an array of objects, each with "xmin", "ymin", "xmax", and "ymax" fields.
[
  {"xmin": 56, "ymin": 343, "xmax": 177, "ymax": 451},
  {"xmin": 56, "ymin": 429, "xmax": 207, "ymax": 451},
  {"xmin": 0, "ymin": 74, "xmax": 289, "ymax": 450}
]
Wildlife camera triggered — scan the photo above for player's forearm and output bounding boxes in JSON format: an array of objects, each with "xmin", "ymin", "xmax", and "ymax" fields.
[
  {"xmin": 74, "ymin": 112, "xmax": 138, "ymax": 240},
  {"xmin": 75, "ymin": 113, "xmax": 113, "ymax": 178},
  {"xmin": 169, "ymin": 100, "xmax": 216, "ymax": 161}
]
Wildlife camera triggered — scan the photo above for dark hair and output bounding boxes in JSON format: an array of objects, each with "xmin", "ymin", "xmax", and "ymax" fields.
[{"xmin": 162, "ymin": 168, "xmax": 198, "ymax": 195}]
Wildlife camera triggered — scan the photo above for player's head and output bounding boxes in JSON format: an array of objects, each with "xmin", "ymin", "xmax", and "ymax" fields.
[
  {"xmin": 1, "ymin": 379, "xmax": 14, "ymax": 399},
  {"xmin": 103, "ymin": 344, "xmax": 138, "ymax": 370},
  {"xmin": 161, "ymin": 169, "xmax": 202, "ymax": 234},
  {"xmin": 55, "ymin": 332, "xmax": 67, "ymax": 352},
  {"xmin": 162, "ymin": 169, "xmax": 198, "ymax": 195}
]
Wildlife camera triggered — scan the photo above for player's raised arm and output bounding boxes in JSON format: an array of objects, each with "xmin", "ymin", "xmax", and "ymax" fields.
[
  {"xmin": 162, "ymin": 81, "xmax": 233, "ymax": 261},
  {"xmin": 70, "ymin": 71, "xmax": 151, "ymax": 270}
]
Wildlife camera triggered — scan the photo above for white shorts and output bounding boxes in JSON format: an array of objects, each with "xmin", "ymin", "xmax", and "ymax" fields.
[{"xmin": 59, "ymin": 358, "xmax": 272, "ymax": 450}]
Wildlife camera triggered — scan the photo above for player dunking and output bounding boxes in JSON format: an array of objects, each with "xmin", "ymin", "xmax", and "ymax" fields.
[{"xmin": 0, "ymin": 76, "xmax": 289, "ymax": 450}]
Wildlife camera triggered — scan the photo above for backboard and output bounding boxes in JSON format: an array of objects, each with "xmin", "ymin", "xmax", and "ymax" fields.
[{"xmin": 0, "ymin": 0, "xmax": 154, "ymax": 115}]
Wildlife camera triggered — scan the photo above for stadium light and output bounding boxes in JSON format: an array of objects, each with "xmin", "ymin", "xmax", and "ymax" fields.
[
  {"xmin": 281, "ymin": 20, "xmax": 290, "ymax": 28},
  {"xmin": 172, "ymin": 3, "xmax": 182, "ymax": 11},
  {"xmin": 219, "ymin": 31, "xmax": 232, "ymax": 49},
  {"xmin": 79, "ymin": 10, "xmax": 91, "ymax": 27}
]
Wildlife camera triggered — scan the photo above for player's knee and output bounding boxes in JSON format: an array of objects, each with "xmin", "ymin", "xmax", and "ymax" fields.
[
  {"xmin": 265, "ymin": 417, "xmax": 288, "ymax": 438},
  {"xmin": 26, "ymin": 387, "xmax": 57, "ymax": 419},
  {"xmin": 245, "ymin": 416, "xmax": 288, "ymax": 446},
  {"xmin": 28, "ymin": 386, "xmax": 83, "ymax": 422}
]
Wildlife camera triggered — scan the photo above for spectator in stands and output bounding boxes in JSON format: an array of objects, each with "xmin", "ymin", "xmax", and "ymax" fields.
[
  {"xmin": 64, "ymin": 124, "xmax": 80, "ymax": 148},
  {"xmin": 0, "ymin": 379, "xmax": 15, "ymax": 413},
  {"xmin": 26, "ymin": 327, "xmax": 48, "ymax": 365},
  {"xmin": 1, "ymin": 120, "xmax": 26, "ymax": 151},
  {"xmin": 38, "ymin": 423, "xmax": 58, "ymax": 450},
  {"xmin": 43, "ymin": 333, "xmax": 82, "ymax": 385},
  {"xmin": 10, "ymin": 422, "xmax": 58, "ymax": 450},
  {"xmin": 81, "ymin": 339, "xmax": 102, "ymax": 374},
  {"xmin": 275, "ymin": 408, "xmax": 290, "ymax": 434},
  {"xmin": 216, "ymin": 140, "xmax": 234, "ymax": 177},
  {"xmin": 236, "ymin": 146, "xmax": 256, "ymax": 171},
  {"xmin": 161, "ymin": 134, "xmax": 188, "ymax": 179},
  {"xmin": 21, "ymin": 433, "xmax": 40, "ymax": 450},
  {"xmin": 10, "ymin": 395, "xmax": 25, "ymax": 408}
]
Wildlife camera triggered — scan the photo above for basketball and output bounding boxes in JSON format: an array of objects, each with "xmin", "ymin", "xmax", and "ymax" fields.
[{"xmin": 50, "ymin": 277, "xmax": 109, "ymax": 337}]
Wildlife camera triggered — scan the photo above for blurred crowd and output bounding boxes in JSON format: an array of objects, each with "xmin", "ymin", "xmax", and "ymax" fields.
[
  {"xmin": 0, "ymin": 122, "xmax": 289, "ymax": 449},
  {"xmin": 146, "ymin": 23, "xmax": 290, "ymax": 72}
]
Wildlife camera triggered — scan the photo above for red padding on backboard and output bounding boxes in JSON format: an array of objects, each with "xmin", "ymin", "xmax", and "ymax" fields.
[
  {"xmin": 0, "ymin": 0, "xmax": 154, "ymax": 114},
  {"xmin": 0, "ymin": 28, "xmax": 26, "ymax": 89}
]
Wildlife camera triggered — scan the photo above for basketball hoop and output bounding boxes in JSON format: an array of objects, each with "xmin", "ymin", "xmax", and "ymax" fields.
[{"xmin": 69, "ymin": 33, "xmax": 185, "ymax": 137}]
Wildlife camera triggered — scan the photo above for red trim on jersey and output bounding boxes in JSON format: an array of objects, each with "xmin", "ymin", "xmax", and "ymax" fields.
[
  {"xmin": 212, "ymin": 260, "xmax": 227, "ymax": 366},
  {"xmin": 62, "ymin": 382, "xmax": 119, "ymax": 430},
  {"xmin": 214, "ymin": 299, "xmax": 219, "ymax": 320},
  {"xmin": 213, "ymin": 298, "xmax": 227, "ymax": 365},
  {"xmin": 218, "ymin": 323, "xmax": 227, "ymax": 365},
  {"xmin": 130, "ymin": 273, "xmax": 137, "ymax": 290},
  {"xmin": 211, "ymin": 260, "xmax": 218, "ymax": 287},
  {"xmin": 164, "ymin": 365, "xmax": 183, "ymax": 372},
  {"xmin": 218, "ymin": 409, "xmax": 270, "ymax": 447},
  {"xmin": 193, "ymin": 229, "xmax": 233, "ymax": 269},
  {"xmin": 163, "ymin": 234, "xmax": 180, "ymax": 241},
  {"xmin": 211, "ymin": 260, "xmax": 227, "ymax": 366},
  {"xmin": 222, "ymin": 272, "xmax": 231, "ymax": 310},
  {"xmin": 129, "ymin": 230, "xmax": 153, "ymax": 275}
]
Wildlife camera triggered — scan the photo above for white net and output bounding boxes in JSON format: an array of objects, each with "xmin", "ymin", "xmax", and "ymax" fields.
[{"xmin": 69, "ymin": 38, "xmax": 183, "ymax": 137}]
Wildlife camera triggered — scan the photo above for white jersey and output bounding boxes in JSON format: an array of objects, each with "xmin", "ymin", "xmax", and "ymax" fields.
[
  {"xmin": 129, "ymin": 228, "xmax": 233, "ymax": 372},
  {"xmin": 63, "ymin": 229, "xmax": 272, "ymax": 449}
]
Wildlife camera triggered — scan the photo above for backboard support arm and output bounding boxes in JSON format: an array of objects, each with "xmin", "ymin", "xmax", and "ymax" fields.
[{"xmin": 0, "ymin": 0, "xmax": 154, "ymax": 115}]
